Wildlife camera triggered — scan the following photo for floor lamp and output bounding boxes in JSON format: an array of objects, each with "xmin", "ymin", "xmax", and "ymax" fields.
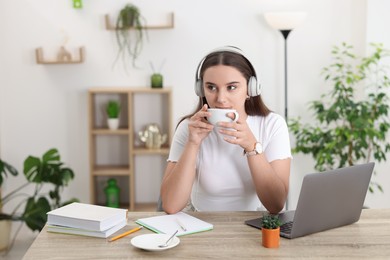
[
  {"xmin": 264, "ymin": 12, "xmax": 306, "ymax": 210},
  {"xmin": 264, "ymin": 12, "xmax": 307, "ymax": 120}
]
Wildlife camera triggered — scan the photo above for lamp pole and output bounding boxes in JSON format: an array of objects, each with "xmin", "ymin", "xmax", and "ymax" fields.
[
  {"xmin": 264, "ymin": 12, "xmax": 307, "ymax": 211},
  {"xmin": 280, "ymin": 30, "xmax": 292, "ymax": 120}
]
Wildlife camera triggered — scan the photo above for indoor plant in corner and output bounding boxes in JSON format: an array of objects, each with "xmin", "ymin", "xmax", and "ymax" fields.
[
  {"xmin": 289, "ymin": 42, "xmax": 390, "ymax": 193},
  {"xmin": 0, "ymin": 148, "xmax": 78, "ymax": 252},
  {"xmin": 261, "ymin": 213, "xmax": 282, "ymax": 248},
  {"xmin": 113, "ymin": 3, "xmax": 147, "ymax": 70},
  {"xmin": 106, "ymin": 100, "xmax": 121, "ymax": 130}
]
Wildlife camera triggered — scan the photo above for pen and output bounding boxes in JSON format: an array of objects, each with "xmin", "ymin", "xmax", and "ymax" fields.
[
  {"xmin": 175, "ymin": 218, "xmax": 187, "ymax": 232},
  {"xmin": 108, "ymin": 226, "xmax": 143, "ymax": 242}
]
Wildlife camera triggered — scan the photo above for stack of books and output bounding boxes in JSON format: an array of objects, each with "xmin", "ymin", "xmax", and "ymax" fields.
[{"xmin": 46, "ymin": 202, "xmax": 128, "ymax": 238}]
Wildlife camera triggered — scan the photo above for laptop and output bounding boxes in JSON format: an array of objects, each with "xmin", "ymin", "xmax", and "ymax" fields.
[{"xmin": 245, "ymin": 162, "xmax": 375, "ymax": 239}]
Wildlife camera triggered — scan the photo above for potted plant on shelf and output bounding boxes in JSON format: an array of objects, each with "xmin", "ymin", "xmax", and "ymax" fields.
[
  {"xmin": 289, "ymin": 43, "xmax": 390, "ymax": 193},
  {"xmin": 113, "ymin": 3, "xmax": 147, "ymax": 70},
  {"xmin": 149, "ymin": 60, "xmax": 166, "ymax": 88},
  {"xmin": 0, "ymin": 148, "xmax": 78, "ymax": 252},
  {"xmin": 106, "ymin": 100, "xmax": 121, "ymax": 130},
  {"xmin": 261, "ymin": 213, "xmax": 282, "ymax": 248}
]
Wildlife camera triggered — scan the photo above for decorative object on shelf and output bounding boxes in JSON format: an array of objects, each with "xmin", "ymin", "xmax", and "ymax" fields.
[
  {"xmin": 113, "ymin": 3, "xmax": 147, "ymax": 70},
  {"xmin": 264, "ymin": 11, "xmax": 307, "ymax": 120},
  {"xmin": 260, "ymin": 213, "xmax": 281, "ymax": 248},
  {"xmin": 57, "ymin": 46, "xmax": 72, "ymax": 62},
  {"xmin": 73, "ymin": 0, "xmax": 82, "ymax": 9},
  {"xmin": 104, "ymin": 179, "xmax": 120, "ymax": 208},
  {"xmin": 139, "ymin": 123, "xmax": 167, "ymax": 149},
  {"xmin": 106, "ymin": 100, "xmax": 121, "ymax": 130},
  {"xmin": 289, "ymin": 43, "xmax": 390, "ymax": 193},
  {"xmin": 35, "ymin": 47, "xmax": 85, "ymax": 64},
  {"xmin": 150, "ymin": 60, "xmax": 166, "ymax": 88},
  {"xmin": 151, "ymin": 73, "xmax": 163, "ymax": 88},
  {"xmin": 0, "ymin": 148, "xmax": 78, "ymax": 252}
]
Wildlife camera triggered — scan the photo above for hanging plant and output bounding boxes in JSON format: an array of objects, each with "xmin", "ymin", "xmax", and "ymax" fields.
[{"xmin": 113, "ymin": 3, "xmax": 147, "ymax": 70}]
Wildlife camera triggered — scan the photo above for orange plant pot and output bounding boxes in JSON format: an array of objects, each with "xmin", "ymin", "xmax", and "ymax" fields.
[{"xmin": 261, "ymin": 227, "xmax": 280, "ymax": 248}]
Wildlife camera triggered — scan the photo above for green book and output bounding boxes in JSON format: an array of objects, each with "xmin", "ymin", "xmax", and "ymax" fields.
[{"xmin": 135, "ymin": 212, "xmax": 213, "ymax": 236}]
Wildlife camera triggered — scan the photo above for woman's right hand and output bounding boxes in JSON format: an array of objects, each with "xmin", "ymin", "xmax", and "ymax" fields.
[{"xmin": 187, "ymin": 104, "xmax": 213, "ymax": 146}]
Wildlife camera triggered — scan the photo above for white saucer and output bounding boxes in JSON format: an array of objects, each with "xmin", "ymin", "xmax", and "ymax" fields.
[{"xmin": 131, "ymin": 234, "xmax": 180, "ymax": 251}]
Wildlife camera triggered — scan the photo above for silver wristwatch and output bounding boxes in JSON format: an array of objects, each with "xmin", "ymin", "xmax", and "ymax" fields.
[{"xmin": 244, "ymin": 142, "xmax": 263, "ymax": 157}]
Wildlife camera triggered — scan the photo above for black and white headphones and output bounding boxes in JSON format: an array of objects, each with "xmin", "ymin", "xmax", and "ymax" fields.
[{"xmin": 194, "ymin": 46, "xmax": 262, "ymax": 97}]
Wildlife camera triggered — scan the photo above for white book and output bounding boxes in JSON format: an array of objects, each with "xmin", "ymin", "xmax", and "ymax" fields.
[
  {"xmin": 47, "ymin": 202, "xmax": 128, "ymax": 231},
  {"xmin": 47, "ymin": 219, "xmax": 127, "ymax": 238},
  {"xmin": 135, "ymin": 212, "xmax": 213, "ymax": 236}
]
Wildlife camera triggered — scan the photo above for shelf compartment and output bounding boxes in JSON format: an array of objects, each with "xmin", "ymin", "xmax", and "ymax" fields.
[
  {"xmin": 35, "ymin": 47, "xmax": 85, "ymax": 64},
  {"xmin": 93, "ymin": 176, "xmax": 129, "ymax": 207},
  {"xmin": 105, "ymin": 13, "xmax": 174, "ymax": 30}
]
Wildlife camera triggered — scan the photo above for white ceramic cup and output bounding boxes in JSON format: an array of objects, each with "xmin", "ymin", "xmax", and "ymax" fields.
[{"xmin": 207, "ymin": 108, "xmax": 239, "ymax": 126}]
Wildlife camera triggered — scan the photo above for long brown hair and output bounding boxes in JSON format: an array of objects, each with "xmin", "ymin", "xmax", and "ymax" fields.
[{"xmin": 178, "ymin": 50, "xmax": 271, "ymax": 127}]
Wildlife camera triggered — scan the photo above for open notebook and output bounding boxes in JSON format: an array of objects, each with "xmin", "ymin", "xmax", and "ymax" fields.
[{"xmin": 135, "ymin": 212, "xmax": 213, "ymax": 236}]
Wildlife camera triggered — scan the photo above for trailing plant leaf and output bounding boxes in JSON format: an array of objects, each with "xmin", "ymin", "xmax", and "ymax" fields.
[
  {"xmin": 289, "ymin": 43, "xmax": 390, "ymax": 193},
  {"xmin": 113, "ymin": 3, "xmax": 147, "ymax": 71}
]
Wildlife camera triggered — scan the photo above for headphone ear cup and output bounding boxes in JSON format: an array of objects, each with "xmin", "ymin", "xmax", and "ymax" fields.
[
  {"xmin": 247, "ymin": 76, "xmax": 261, "ymax": 97},
  {"xmin": 195, "ymin": 80, "xmax": 204, "ymax": 97}
]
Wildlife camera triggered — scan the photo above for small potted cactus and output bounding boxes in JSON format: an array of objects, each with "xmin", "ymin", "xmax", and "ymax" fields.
[{"xmin": 261, "ymin": 213, "xmax": 282, "ymax": 248}]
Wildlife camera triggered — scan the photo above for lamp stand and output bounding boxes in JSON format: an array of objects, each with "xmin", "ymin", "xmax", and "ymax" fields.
[
  {"xmin": 280, "ymin": 29, "xmax": 292, "ymax": 211},
  {"xmin": 280, "ymin": 29, "xmax": 292, "ymax": 120}
]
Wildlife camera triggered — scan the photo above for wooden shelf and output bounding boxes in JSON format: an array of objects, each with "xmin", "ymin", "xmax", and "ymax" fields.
[
  {"xmin": 88, "ymin": 87, "xmax": 172, "ymax": 93},
  {"xmin": 35, "ymin": 47, "xmax": 85, "ymax": 64},
  {"xmin": 105, "ymin": 13, "xmax": 174, "ymax": 30},
  {"xmin": 92, "ymin": 128, "xmax": 130, "ymax": 135},
  {"xmin": 89, "ymin": 87, "xmax": 172, "ymax": 211},
  {"xmin": 132, "ymin": 147, "xmax": 170, "ymax": 155},
  {"xmin": 92, "ymin": 166, "xmax": 130, "ymax": 176}
]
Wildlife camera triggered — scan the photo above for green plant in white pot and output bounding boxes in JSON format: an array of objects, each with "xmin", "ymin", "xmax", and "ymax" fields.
[
  {"xmin": 0, "ymin": 148, "xmax": 78, "ymax": 252},
  {"xmin": 106, "ymin": 100, "xmax": 121, "ymax": 130},
  {"xmin": 289, "ymin": 42, "xmax": 390, "ymax": 193}
]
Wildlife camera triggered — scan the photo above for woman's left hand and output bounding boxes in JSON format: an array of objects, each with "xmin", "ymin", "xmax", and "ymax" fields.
[{"xmin": 218, "ymin": 115, "xmax": 257, "ymax": 152}]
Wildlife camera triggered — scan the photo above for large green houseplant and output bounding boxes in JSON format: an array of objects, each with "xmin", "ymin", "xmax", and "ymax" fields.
[
  {"xmin": 0, "ymin": 148, "xmax": 78, "ymax": 251},
  {"xmin": 113, "ymin": 3, "xmax": 147, "ymax": 70},
  {"xmin": 289, "ymin": 43, "xmax": 390, "ymax": 192}
]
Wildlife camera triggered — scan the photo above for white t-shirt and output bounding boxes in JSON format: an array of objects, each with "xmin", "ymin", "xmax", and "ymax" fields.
[{"xmin": 167, "ymin": 112, "xmax": 292, "ymax": 211}]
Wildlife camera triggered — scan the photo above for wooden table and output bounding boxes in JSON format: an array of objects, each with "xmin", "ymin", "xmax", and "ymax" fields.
[{"xmin": 23, "ymin": 209, "xmax": 390, "ymax": 259}]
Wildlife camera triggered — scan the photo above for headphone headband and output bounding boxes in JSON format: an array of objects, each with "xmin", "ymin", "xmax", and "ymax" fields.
[{"xmin": 194, "ymin": 46, "xmax": 261, "ymax": 97}]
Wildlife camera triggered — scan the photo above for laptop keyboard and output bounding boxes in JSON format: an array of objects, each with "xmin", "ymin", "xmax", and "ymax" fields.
[{"xmin": 280, "ymin": 221, "xmax": 293, "ymax": 234}]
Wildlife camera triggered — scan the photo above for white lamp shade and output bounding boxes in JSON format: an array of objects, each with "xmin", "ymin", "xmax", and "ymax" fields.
[{"xmin": 264, "ymin": 12, "xmax": 307, "ymax": 30}]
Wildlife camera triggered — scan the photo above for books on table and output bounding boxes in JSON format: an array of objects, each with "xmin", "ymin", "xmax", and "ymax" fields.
[
  {"xmin": 135, "ymin": 212, "xmax": 213, "ymax": 236},
  {"xmin": 46, "ymin": 202, "xmax": 128, "ymax": 238},
  {"xmin": 47, "ymin": 219, "xmax": 127, "ymax": 238}
]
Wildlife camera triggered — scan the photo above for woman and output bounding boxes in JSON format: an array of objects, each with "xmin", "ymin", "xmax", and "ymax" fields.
[{"xmin": 160, "ymin": 46, "xmax": 292, "ymax": 214}]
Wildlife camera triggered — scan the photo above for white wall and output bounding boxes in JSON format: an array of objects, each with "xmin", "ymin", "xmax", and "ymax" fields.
[{"xmin": 1, "ymin": 0, "xmax": 389, "ymax": 212}]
